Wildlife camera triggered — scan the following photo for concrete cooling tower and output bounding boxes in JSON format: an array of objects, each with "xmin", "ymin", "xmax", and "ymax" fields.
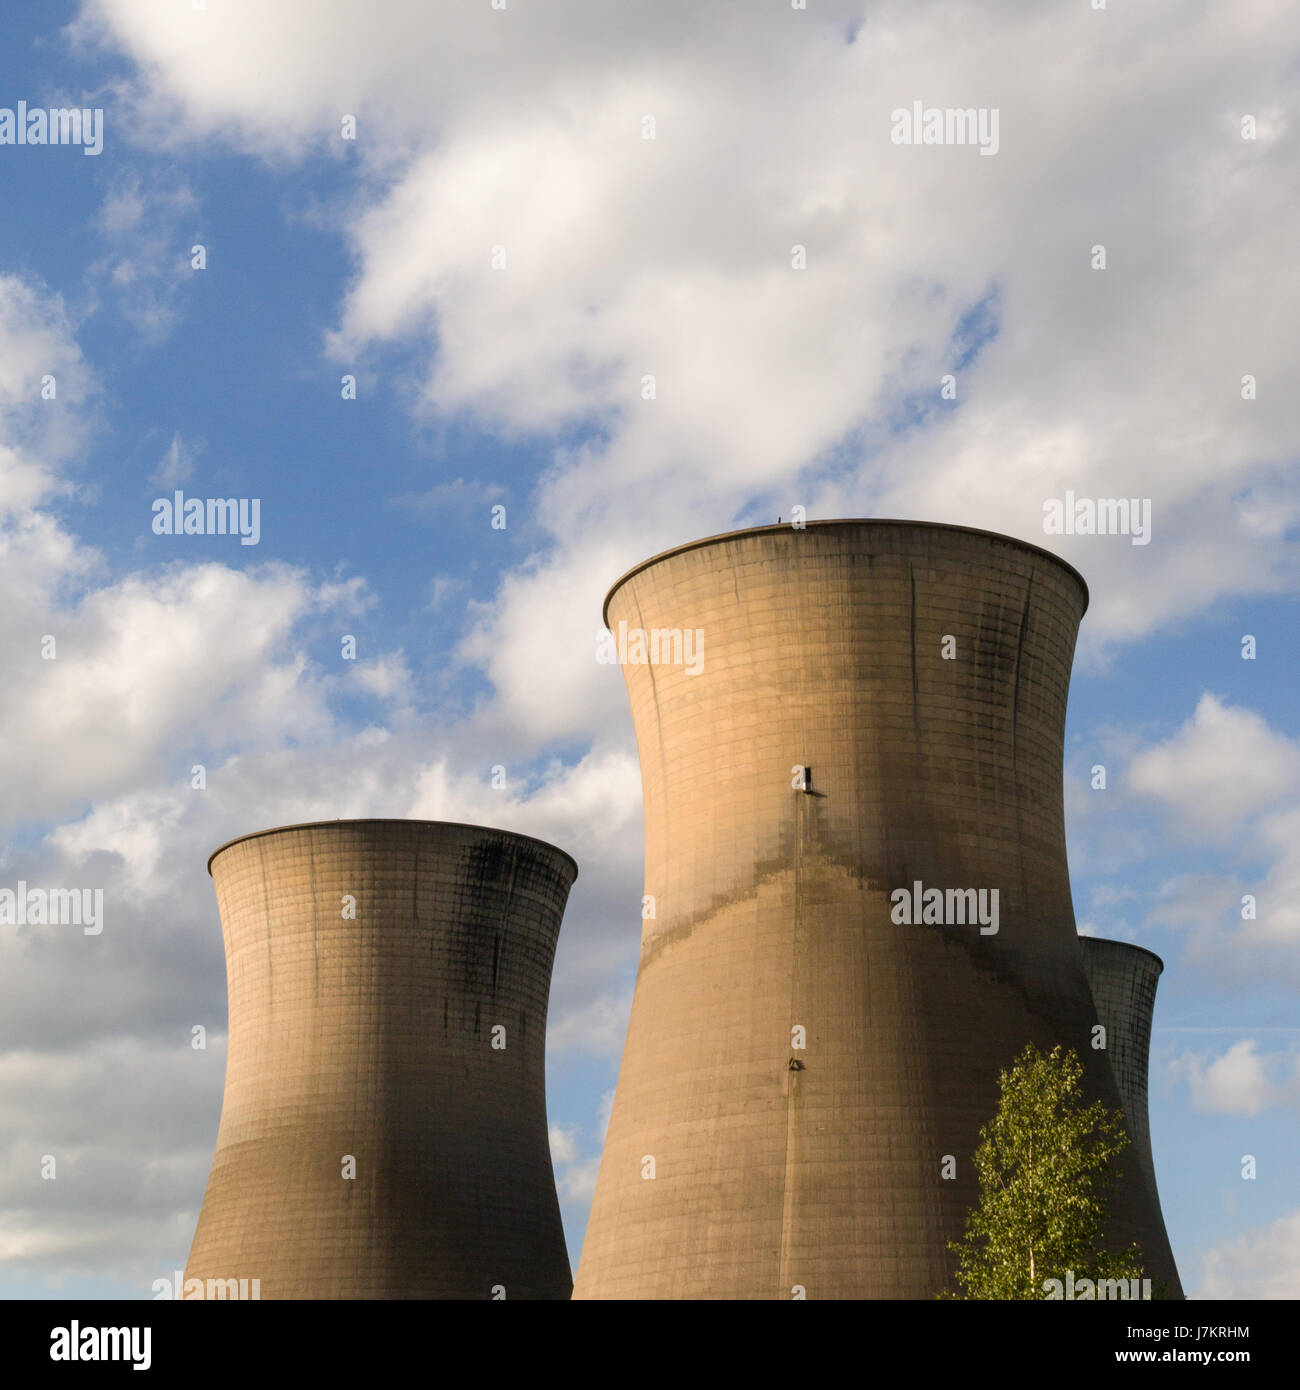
[
  {"xmin": 574, "ymin": 520, "xmax": 1182, "ymax": 1299},
  {"xmin": 1081, "ymin": 936, "xmax": 1173, "ymax": 1258},
  {"xmin": 185, "ymin": 819, "xmax": 577, "ymax": 1299}
]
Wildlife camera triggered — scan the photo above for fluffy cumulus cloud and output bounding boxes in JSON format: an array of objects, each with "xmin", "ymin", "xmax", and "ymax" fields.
[
  {"xmin": 1129, "ymin": 695, "xmax": 1300, "ymax": 836},
  {"xmin": 0, "ymin": 274, "xmax": 384, "ymax": 829},
  {"xmin": 1198, "ymin": 1209, "xmax": 1300, "ymax": 1299},
  {"xmin": 1, "ymin": 560, "xmax": 345, "ymax": 824},
  {"xmin": 548, "ymin": 1122, "xmax": 601, "ymax": 1207},
  {"xmin": 548, "ymin": 1110, "xmax": 608, "ymax": 1212},
  {"xmin": 73, "ymin": 0, "xmax": 1300, "ymax": 742},
  {"xmin": 0, "ymin": 274, "xmax": 96, "ymax": 526},
  {"xmin": 1173, "ymin": 1040, "xmax": 1300, "ymax": 1117},
  {"xmin": 1254, "ymin": 804, "xmax": 1300, "ymax": 947},
  {"xmin": 0, "ymin": 1038, "xmax": 219, "ymax": 1289},
  {"xmin": 1123, "ymin": 695, "xmax": 1300, "ymax": 963},
  {"xmin": 555, "ymin": 1153, "xmax": 601, "ymax": 1208}
]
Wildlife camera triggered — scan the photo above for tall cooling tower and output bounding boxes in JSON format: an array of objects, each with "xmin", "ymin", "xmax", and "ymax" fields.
[
  {"xmin": 185, "ymin": 819, "xmax": 577, "ymax": 1299},
  {"xmin": 1081, "ymin": 935, "xmax": 1174, "ymax": 1266},
  {"xmin": 574, "ymin": 520, "xmax": 1181, "ymax": 1299}
]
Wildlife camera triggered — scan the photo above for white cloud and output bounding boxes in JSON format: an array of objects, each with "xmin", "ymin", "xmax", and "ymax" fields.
[
  {"xmin": 0, "ymin": 274, "xmax": 389, "ymax": 830},
  {"xmin": 89, "ymin": 170, "xmax": 200, "ymax": 341},
  {"xmin": 0, "ymin": 274, "xmax": 97, "ymax": 510},
  {"xmin": 1174, "ymin": 1040, "xmax": 1300, "ymax": 1117},
  {"xmin": 1199, "ymin": 1209, "xmax": 1300, "ymax": 1299},
  {"xmin": 548, "ymin": 1123, "xmax": 579, "ymax": 1167},
  {"xmin": 0, "ymin": 1037, "xmax": 222, "ymax": 1286},
  {"xmin": 548, "ymin": 1123, "xmax": 602, "ymax": 1205},
  {"xmin": 393, "ymin": 478, "xmax": 504, "ymax": 519},
  {"xmin": 547, "ymin": 1120, "xmax": 601, "ymax": 1206},
  {"xmin": 556, "ymin": 1155, "xmax": 600, "ymax": 1207},
  {"xmin": 348, "ymin": 650, "xmax": 415, "ymax": 705},
  {"xmin": 1129, "ymin": 695, "xmax": 1300, "ymax": 836},
  {"xmin": 68, "ymin": 2, "xmax": 1300, "ymax": 754},
  {"xmin": 151, "ymin": 432, "xmax": 198, "ymax": 487},
  {"xmin": 1122, "ymin": 697, "xmax": 1300, "ymax": 964},
  {"xmin": 0, "ymin": 560, "xmax": 347, "ymax": 823},
  {"xmin": 1253, "ymin": 805, "xmax": 1300, "ymax": 946},
  {"xmin": 457, "ymin": 540, "xmax": 636, "ymax": 745},
  {"xmin": 427, "ymin": 574, "xmax": 468, "ymax": 612},
  {"xmin": 547, "ymin": 992, "xmax": 632, "ymax": 1058}
]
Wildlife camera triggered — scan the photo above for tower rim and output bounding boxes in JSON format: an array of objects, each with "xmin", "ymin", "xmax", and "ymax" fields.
[
  {"xmin": 1081, "ymin": 933, "xmax": 1166, "ymax": 975},
  {"xmin": 207, "ymin": 818, "xmax": 579, "ymax": 880},
  {"xmin": 601, "ymin": 518, "xmax": 1090, "ymax": 628}
]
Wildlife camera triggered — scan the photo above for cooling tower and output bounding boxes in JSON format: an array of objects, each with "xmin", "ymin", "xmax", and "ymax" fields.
[
  {"xmin": 1081, "ymin": 935, "xmax": 1174, "ymax": 1265},
  {"xmin": 185, "ymin": 819, "xmax": 577, "ymax": 1299},
  {"xmin": 574, "ymin": 520, "xmax": 1182, "ymax": 1299}
]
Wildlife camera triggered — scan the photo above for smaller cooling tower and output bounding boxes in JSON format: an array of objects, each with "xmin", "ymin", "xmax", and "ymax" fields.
[
  {"xmin": 1081, "ymin": 935, "xmax": 1176, "ymax": 1276},
  {"xmin": 184, "ymin": 819, "xmax": 577, "ymax": 1299}
]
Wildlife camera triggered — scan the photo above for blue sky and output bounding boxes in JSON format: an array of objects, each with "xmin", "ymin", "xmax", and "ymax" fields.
[{"xmin": 0, "ymin": 0, "xmax": 1297, "ymax": 1298}]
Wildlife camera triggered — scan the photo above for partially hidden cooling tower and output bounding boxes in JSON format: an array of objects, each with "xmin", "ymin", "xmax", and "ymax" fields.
[{"xmin": 1081, "ymin": 934, "xmax": 1175, "ymax": 1276}]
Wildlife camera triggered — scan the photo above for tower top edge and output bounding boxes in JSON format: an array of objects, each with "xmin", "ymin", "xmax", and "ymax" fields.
[
  {"xmin": 207, "ymin": 818, "xmax": 579, "ymax": 880},
  {"xmin": 601, "ymin": 519, "xmax": 1090, "ymax": 628},
  {"xmin": 1080, "ymin": 934, "xmax": 1166, "ymax": 975}
]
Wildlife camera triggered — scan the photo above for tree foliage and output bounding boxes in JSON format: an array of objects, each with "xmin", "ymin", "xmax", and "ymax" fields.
[{"xmin": 941, "ymin": 1042, "xmax": 1144, "ymax": 1299}]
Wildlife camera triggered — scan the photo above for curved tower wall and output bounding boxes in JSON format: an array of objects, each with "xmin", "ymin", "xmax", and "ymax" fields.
[
  {"xmin": 1081, "ymin": 935, "xmax": 1174, "ymax": 1257},
  {"xmin": 574, "ymin": 520, "xmax": 1181, "ymax": 1299},
  {"xmin": 185, "ymin": 819, "xmax": 576, "ymax": 1299}
]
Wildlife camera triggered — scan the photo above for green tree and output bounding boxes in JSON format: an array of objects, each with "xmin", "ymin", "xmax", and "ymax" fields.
[{"xmin": 941, "ymin": 1042, "xmax": 1144, "ymax": 1299}]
